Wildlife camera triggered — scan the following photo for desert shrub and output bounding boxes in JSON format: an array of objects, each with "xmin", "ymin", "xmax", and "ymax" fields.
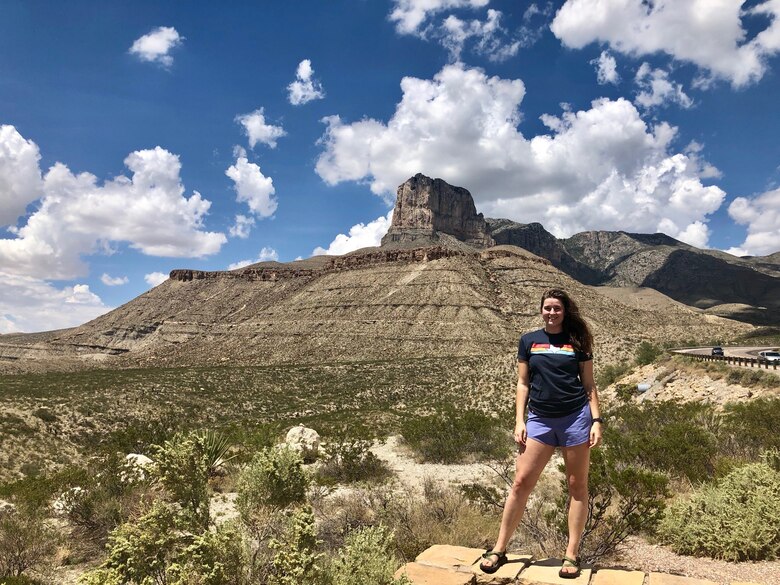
[
  {"xmin": 63, "ymin": 452, "xmax": 154, "ymax": 544},
  {"xmin": 152, "ymin": 431, "xmax": 211, "ymax": 528},
  {"xmin": 613, "ymin": 383, "xmax": 636, "ymax": 402},
  {"xmin": 635, "ymin": 341, "xmax": 663, "ymax": 365},
  {"xmin": 400, "ymin": 408, "xmax": 509, "ymax": 464},
  {"xmin": 166, "ymin": 521, "xmax": 246, "ymax": 585},
  {"xmin": 314, "ymin": 487, "xmax": 396, "ymax": 553},
  {"xmin": 658, "ymin": 457, "xmax": 780, "ymax": 561},
  {"xmin": 236, "ymin": 446, "xmax": 309, "ymax": 519},
  {"xmin": 0, "ymin": 511, "xmax": 60, "ymax": 579},
  {"xmin": 79, "ymin": 501, "xmax": 246, "ymax": 585},
  {"xmin": 31, "ymin": 408, "xmax": 56, "ymax": 423},
  {"xmin": 595, "ymin": 361, "xmax": 630, "ymax": 388},
  {"xmin": 94, "ymin": 412, "xmax": 182, "ymax": 455},
  {"xmin": 317, "ymin": 438, "xmax": 392, "ymax": 485},
  {"xmin": 327, "ymin": 525, "xmax": 408, "ymax": 585},
  {"xmin": 575, "ymin": 448, "xmax": 670, "ymax": 561},
  {"xmin": 722, "ymin": 398, "xmax": 780, "ymax": 460},
  {"xmin": 267, "ymin": 505, "xmax": 323, "ymax": 585},
  {"xmin": 726, "ymin": 368, "xmax": 776, "ymax": 389},
  {"xmin": 383, "ymin": 479, "xmax": 498, "ymax": 562},
  {"xmin": 606, "ymin": 401, "xmax": 719, "ymax": 483}
]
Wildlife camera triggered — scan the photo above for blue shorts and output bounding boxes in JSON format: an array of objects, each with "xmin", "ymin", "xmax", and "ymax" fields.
[{"xmin": 526, "ymin": 402, "xmax": 591, "ymax": 447}]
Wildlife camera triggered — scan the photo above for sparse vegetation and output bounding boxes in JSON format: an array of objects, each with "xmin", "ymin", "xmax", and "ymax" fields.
[
  {"xmin": 658, "ymin": 455, "xmax": 780, "ymax": 561},
  {"xmin": 316, "ymin": 437, "xmax": 392, "ymax": 485},
  {"xmin": 400, "ymin": 407, "xmax": 510, "ymax": 463},
  {"xmin": 0, "ymin": 510, "xmax": 60, "ymax": 581}
]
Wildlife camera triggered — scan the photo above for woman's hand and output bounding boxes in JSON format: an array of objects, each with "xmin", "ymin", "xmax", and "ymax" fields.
[
  {"xmin": 514, "ymin": 420, "xmax": 527, "ymax": 446},
  {"xmin": 589, "ymin": 421, "xmax": 602, "ymax": 448}
]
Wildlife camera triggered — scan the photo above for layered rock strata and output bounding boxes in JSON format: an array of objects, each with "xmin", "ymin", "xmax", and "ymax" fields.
[{"xmin": 381, "ymin": 174, "xmax": 494, "ymax": 248}]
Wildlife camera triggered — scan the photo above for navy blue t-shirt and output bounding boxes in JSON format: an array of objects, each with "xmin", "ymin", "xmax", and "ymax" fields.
[{"xmin": 517, "ymin": 329, "xmax": 592, "ymax": 417}]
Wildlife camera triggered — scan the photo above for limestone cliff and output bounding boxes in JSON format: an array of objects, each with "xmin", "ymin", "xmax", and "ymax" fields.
[{"xmin": 381, "ymin": 174, "xmax": 494, "ymax": 248}]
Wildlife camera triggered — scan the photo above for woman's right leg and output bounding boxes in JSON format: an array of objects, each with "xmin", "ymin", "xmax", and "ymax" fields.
[{"xmin": 491, "ymin": 438, "xmax": 556, "ymax": 554}]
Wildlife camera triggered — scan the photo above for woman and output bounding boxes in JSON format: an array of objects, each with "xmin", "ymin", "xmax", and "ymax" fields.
[{"xmin": 479, "ymin": 288, "xmax": 602, "ymax": 579}]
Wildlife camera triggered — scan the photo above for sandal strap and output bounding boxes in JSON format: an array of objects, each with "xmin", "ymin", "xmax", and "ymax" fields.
[
  {"xmin": 482, "ymin": 550, "xmax": 506, "ymax": 560},
  {"xmin": 561, "ymin": 556, "xmax": 580, "ymax": 566}
]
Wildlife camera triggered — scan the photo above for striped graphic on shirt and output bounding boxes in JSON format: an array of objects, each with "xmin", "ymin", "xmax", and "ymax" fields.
[{"xmin": 530, "ymin": 343, "xmax": 575, "ymax": 355}]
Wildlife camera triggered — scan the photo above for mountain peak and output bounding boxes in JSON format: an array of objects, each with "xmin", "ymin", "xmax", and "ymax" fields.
[{"xmin": 381, "ymin": 174, "xmax": 494, "ymax": 248}]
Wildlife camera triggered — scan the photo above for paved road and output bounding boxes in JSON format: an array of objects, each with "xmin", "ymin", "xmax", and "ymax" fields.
[{"xmin": 675, "ymin": 346, "xmax": 778, "ymax": 359}]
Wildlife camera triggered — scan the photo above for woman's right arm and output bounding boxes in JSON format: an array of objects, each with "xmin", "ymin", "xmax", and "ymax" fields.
[{"xmin": 515, "ymin": 360, "xmax": 530, "ymax": 445}]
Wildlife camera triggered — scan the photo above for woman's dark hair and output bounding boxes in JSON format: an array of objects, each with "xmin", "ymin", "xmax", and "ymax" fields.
[{"xmin": 540, "ymin": 288, "xmax": 593, "ymax": 355}]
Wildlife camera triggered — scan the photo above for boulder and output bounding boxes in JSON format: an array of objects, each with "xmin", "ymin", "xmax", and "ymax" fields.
[{"xmin": 285, "ymin": 425, "xmax": 320, "ymax": 462}]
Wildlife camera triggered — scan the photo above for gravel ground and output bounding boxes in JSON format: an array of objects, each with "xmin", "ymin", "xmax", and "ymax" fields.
[{"xmin": 607, "ymin": 536, "xmax": 780, "ymax": 585}]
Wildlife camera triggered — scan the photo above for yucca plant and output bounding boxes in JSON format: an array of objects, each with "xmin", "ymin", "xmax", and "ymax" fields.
[{"xmin": 195, "ymin": 429, "xmax": 239, "ymax": 476}]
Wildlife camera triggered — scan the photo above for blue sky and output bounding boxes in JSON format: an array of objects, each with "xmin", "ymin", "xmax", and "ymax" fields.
[{"xmin": 1, "ymin": 0, "xmax": 779, "ymax": 333}]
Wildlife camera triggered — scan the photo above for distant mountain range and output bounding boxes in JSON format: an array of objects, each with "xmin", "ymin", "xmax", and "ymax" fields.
[{"xmin": 0, "ymin": 174, "xmax": 771, "ymax": 372}]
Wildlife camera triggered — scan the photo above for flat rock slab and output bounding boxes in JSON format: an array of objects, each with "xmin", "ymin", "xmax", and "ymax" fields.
[
  {"xmin": 592, "ymin": 569, "xmax": 645, "ymax": 585},
  {"xmin": 395, "ymin": 562, "xmax": 476, "ymax": 585},
  {"xmin": 471, "ymin": 553, "xmax": 533, "ymax": 584},
  {"xmin": 518, "ymin": 558, "xmax": 591, "ymax": 584},
  {"xmin": 416, "ymin": 545, "xmax": 485, "ymax": 568},
  {"xmin": 730, "ymin": 582, "xmax": 764, "ymax": 585},
  {"xmin": 649, "ymin": 573, "xmax": 719, "ymax": 585}
]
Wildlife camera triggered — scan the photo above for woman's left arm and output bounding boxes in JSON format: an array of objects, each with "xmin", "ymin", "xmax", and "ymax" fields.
[{"xmin": 579, "ymin": 360, "xmax": 602, "ymax": 448}]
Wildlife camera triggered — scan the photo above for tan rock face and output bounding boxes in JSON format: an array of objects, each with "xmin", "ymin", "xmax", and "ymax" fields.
[{"xmin": 382, "ymin": 174, "xmax": 495, "ymax": 248}]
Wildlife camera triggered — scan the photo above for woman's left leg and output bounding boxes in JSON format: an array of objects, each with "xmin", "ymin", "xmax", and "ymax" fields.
[{"xmin": 560, "ymin": 442, "xmax": 591, "ymax": 570}]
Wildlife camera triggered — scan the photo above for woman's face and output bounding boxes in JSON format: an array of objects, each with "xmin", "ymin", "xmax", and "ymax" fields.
[{"xmin": 541, "ymin": 297, "xmax": 565, "ymax": 329}]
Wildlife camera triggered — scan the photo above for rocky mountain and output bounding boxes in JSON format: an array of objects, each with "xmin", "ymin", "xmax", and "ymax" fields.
[
  {"xmin": 0, "ymin": 174, "xmax": 764, "ymax": 372},
  {"xmin": 382, "ymin": 174, "xmax": 494, "ymax": 248},
  {"xmin": 487, "ymin": 218, "xmax": 780, "ymax": 325}
]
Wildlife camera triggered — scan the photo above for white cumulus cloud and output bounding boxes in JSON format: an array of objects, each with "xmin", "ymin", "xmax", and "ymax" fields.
[
  {"xmin": 144, "ymin": 272, "xmax": 169, "ymax": 287},
  {"xmin": 592, "ymin": 50, "xmax": 619, "ymax": 85},
  {"xmin": 100, "ymin": 273, "xmax": 129, "ymax": 286},
  {"xmin": 315, "ymin": 63, "xmax": 725, "ymax": 246},
  {"xmin": 313, "ymin": 210, "xmax": 394, "ymax": 256},
  {"xmin": 229, "ymin": 214, "xmax": 256, "ymax": 239},
  {"xmin": 0, "ymin": 132, "xmax": 226, "ymax": 281},
  {"xmin": 235, "ymin": 108, "xmax": 286, "ymax": 149},
  {"xmin": 287, "ymin": 60, "xmax": 325, "ymax": 106},
  {"xmin": 727, "ymin": 188, "xmax": 780, "ymax": 256},
  {"xmin": 634, "ymin": 63, "xmax": 693, "ymax": 109},
  {"xmin": 0, "ymin": 273, "xmax": 111, "ymax": 333},
  {"xmin": 440, "ymin": 9, "xmax": 520, "ymax": 62},
  {"xmin": 551, "ymin": 0, "xmax": 780, "ymax": 88},
  {"xmin": 225, "ymin": 157, "xmax": 277, "ymax": 218},
  {"xmin": 129, "ymin": 26, "xmax": 183, "ymax": 68},
  {"xmin": 389, "ymin": 0, "xmax": 490, "ymax": 35},
  {"xmin": 228, "ymin": 247, "xmax": 279, "ymax": 270},
  {"xmin": 0, "ymin": 125, "xmax": 44, "ymax": 227}
]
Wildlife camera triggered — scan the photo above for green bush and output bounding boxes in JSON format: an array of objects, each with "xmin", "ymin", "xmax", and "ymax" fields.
[
  {"xmin": 328, "ymin": 525, "xmax": 408, "ymax": 585},
  {"xmin": 152, "ymin": 432, "xmax": 211, "ymax": 528},
  {"xmin": 635, "ymin": 341, "xmax": 663, "ymax": 365},
  {"xmin": 317, "ymin": 438, "xmax": 392, "ymax": 485},
  {"xmin": 400, "ymin": 408, "xmax": 509, "ymax": 464},
  {"xmin": 0, "ymin": 511, "xmax": 60, "ymax": 579},
  {"xmin": 658, "ymin": 459, "xmax": 780, "ymax": 561},
  {"xmin": 605, "ymin": 401, "xmax": 719, "ymax": 483},
  {"xmin": 722, "ymin": 398, "xmax": 780, "ymax": 461},
  {"xmin": 236, "ymin": 446, "xmax": 309, "ymax": 519},
  {"xmin": 267, "ymin": 505, "xmax": 323, "ymax": 585},
  {"xmin": 595, "ymin": 361, "xmax": 630, "ymax": 388},
  {"xmin": 79, "ymin": 501, "xmax": 246, "ymax": 585}
]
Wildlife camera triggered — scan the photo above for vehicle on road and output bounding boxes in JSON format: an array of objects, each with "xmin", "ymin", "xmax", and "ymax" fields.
[
  {"xmin": 711, "ymin": 346, "xmax": 724, "ymax": 356},
  {"xmin": 758, "ymin": 350, "xmax": 780, "ymax": 362}
]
